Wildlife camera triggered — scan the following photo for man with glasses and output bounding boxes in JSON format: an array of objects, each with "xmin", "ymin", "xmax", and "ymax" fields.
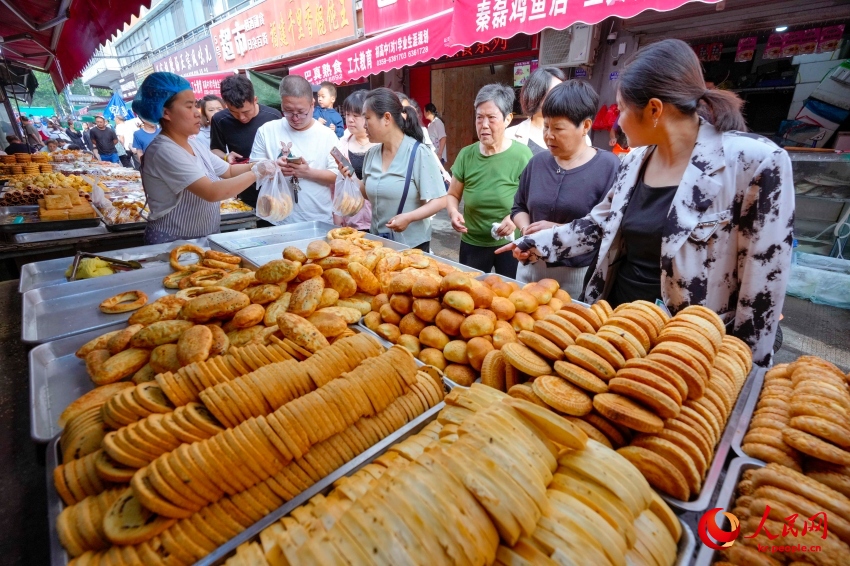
[
  {"xmin": 210, "ymin": 75, "xmax": 280, "ymax": 208},
  {"xmin": 250, "ymin": 75, "xmax": 340, "ymax": 224}
]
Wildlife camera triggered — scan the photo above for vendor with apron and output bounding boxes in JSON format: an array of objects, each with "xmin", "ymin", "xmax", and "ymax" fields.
[{"xmin": 132, "ymin": 72, "xmax": 277, "ymax": 244}]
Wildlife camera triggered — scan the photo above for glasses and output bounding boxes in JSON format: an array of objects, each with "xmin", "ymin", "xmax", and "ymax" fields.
[{"xmin": 282, "ymin": 107, "xmax": 312, "ymax": 120}]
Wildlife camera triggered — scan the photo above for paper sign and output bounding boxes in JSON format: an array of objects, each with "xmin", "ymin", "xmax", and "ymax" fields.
[
  {"xmin": 782, "ymin": 31, "xmax": 804, "ymax": 58},
  {"xmin": 763, "ymin": 33, "xmax": 784, "ymax": 59},
  {"xmin": 818, "ymin": 25, "xmax": 845, "ymax": 53},
  {"xmin": 800, "ymin": 28, "xmax": 821, "ymax": 55},
  {"xmin": 735, "ymin": 37, "xmax": 757, "ymax": 62}
]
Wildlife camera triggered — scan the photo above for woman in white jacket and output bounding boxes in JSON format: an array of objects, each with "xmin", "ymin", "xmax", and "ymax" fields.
[{"xmin": 498, "ymin": 39, "xmax": 795, "ymax": 366}]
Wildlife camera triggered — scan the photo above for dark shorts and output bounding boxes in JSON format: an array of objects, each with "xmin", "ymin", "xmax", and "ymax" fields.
[{"xmin": 458, "ymin": 240, "xmax": 518, "ymax": 278}]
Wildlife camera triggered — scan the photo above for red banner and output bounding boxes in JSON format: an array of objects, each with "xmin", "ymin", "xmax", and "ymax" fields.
[
  {"xmin": 209, "ymin": 0, "xmax": 356, "ymax": 72},
  {"xmin": 362, "ymin": 0, "xmax": 453, "ymax": 35},
  {"xmin": 290, "ymin": 10, "xmax": 459, "ymax": 85},
  {"xmin": 187, "ymin": 71, "xmax": 235, "ymax": 97},
  {"xmin": 152, "ymin": 36, "xmax": 219, "ymax": 76},
  {"xmin": 449, "ymin": 0, "xmax": 719, "ymax": 48}
]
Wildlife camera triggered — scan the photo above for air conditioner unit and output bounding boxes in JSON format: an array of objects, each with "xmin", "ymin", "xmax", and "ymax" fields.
[{"xmin": 539, "ymin": 24, "xmax": 599, "ymax": 67}]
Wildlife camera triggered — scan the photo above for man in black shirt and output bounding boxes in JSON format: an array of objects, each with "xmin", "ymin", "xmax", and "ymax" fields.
[
  {"xmin": 210, "ymin": 75, "xmax": 280, "ymax": 208},
  {"xmin": 89, "ymin": 115, "xmax": 121, "ymax": 163},
  {"xmin": 4, "ymin": 135, "xmax": 31, "ymax": 154}
]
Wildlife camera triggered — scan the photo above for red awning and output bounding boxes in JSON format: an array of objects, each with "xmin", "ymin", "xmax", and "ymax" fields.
[
  {"xmin": 0, "ymin": 0, "xmax": 151, "ymax": 90},
  {"xmin": 289, "ymin": 10, "xmax": 460, "ymax": 85},
  {"xmin": 449, "ymin": 0, "xmax": 719, "ymax": 47}
]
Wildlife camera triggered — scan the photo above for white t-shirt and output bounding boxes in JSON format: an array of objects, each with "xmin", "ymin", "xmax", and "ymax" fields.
[
  {"xmin": 116, "ymin": 120, "xmax": 141, "ymax": 150},
  {"xmin": 251, "ymin": 118, "xmax": 339, "ymax": 225},
  {"xmin": 427, "ymin": 117, "xmax": 447, "ymax": 161},
  {"xmin": 142, "ymin": 135, "xmax": 229, "ymax": 220}
]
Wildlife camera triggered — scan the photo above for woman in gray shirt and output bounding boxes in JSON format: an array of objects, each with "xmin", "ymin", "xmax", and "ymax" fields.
[
  {"xmin": 511, "ymin": 80, "xmax": 620, "ymax": 297},
  {"xmin": 340, "ymin": 88, "xmax": 446, "ymax": 250}
]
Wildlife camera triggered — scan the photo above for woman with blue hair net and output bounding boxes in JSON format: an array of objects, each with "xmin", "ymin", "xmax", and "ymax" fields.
[{"xmin": 133, "ymin": 72, "xmax": 277, "ymax": 243}]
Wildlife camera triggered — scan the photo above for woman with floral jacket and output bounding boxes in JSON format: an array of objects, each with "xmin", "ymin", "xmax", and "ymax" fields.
[{"xmin": 498, "ymin": 39, "xmax": 794, "ymax": 366}]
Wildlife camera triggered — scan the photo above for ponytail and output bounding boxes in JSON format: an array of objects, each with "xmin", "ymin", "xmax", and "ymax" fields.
[
  {"xmin": 364, "ymin": 87, "xmax": 424, "ymax": 143},
  {"xmin": 698, "ymin": 89, "xmax": 747, "ymax": 133},
  {"xmin": 620, "ymin": 39, "xmax": 747, "ymax": 133}
]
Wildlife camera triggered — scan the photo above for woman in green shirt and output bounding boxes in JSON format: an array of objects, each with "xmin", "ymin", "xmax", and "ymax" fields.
[
  {"xmin": 447, "ymin": 84, "xmax": 533, "ymax": 277},
  {"xmin": 338, "ymin": 88, "xmax": 447, "ymax": 250}
]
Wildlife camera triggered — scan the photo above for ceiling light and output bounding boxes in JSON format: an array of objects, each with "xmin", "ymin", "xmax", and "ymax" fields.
[{"xmin": 775, "ymin": 26, "xmax": 788, "ymax": 32}]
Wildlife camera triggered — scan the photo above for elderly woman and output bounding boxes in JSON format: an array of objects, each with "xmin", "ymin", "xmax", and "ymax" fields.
[
  {"xmin": 447, "ymin": 84, "xmax": 533, "ymax": 277},
  {"xmin": 511, "ymin": 80, "xmax": 620, "ymax": 297},
  {"xmin": 133, "ymin": 72, "xmax": 276, "ymax": 243},
  {"xmin": 338, "ymin": 88, "xmax": 446, "ymax": 251},
  {"xmin": 498, "ymin": 39, "xmax": 795, "ymax": 366},
  {"xmin": 506, "ymin": 67, "xmax": 566, "ymax": 155}
]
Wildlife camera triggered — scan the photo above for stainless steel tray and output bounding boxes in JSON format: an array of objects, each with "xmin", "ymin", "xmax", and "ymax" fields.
[
  {"xmin": 0, "ymin": 205, "xmax": 101, "ymax": 233},
  {"xmin": 21, "ymin": 263, "xmax": 177, "ymax": 344},
  {"xmin": 18, "ymin": 238, "xmax": 209, "ymax": 293},
  {"xmin": 730, "ymin": 368, "xmax": 767, "ymax": 460},
  {"xmin": 30, "ymin": 328, "xmax": 119, "ymax": 442},
  {"xmin": 45, "ymin": 437, "xmax": 68, "ymax": 566},
  {"xmin": 12, "ymin": 223, "xmax": 109, "ymax": 243},
  {"xmin": 233, "ymin": 234, "xmax": 408, "ymax": 269},
  {"xmin": 207, "ymin": 221, "xmax": 337, "ymax": 254},
  {"xmin": 693, "ymin": 457, "xmax": 764, "ymax": 566},
  {"xmin": 660, "ymin": 367, "xmax": 763, "ymax": 513}
]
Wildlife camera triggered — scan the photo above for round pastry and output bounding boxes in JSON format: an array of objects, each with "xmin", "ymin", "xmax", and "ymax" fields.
[
  {"xmin": 99, "ymin": 290, "xmax": 148, "ymax": 314},
  {"xmin": 202, "ymin": 258, "xmax": 240, "ymax": 271},
  {"xmin": 169, "ymin": 244, "xmax": 205, "ymax": 272},
  {"xmin": 175, "ymin": 285, "xmax": 228, "ymax": 301},
  {"xmin": 203, "ymin": 250, "xmax": 241, "ymax": 264}
]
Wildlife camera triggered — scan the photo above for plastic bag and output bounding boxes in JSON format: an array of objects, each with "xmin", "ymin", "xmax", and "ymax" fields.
[
  {"xmin": 256, "ymin": 168, "xmax": 294, "ymax": 223},
  {"xmin": 333, "ymin": 175, "xmax": 365, "ymax": 217}
]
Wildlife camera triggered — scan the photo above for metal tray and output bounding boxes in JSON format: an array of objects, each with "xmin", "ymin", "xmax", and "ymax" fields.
[
  {"xmin": 0, "ymin": 205, "xmax": 101, "ymax": 233},
  {"xmin": 660, "ymin": 367, "xmax": 763, "ymax": 513},
  {"xmin": 220, "ymin": 210, "xmax": 256, "ymax": 221},
  {"xmin": 30, "ymin": 328, "xmax": 107, "ymax": 442},
  {"xmin": 11, "ymin": 224, "xmax": 109, "ymax": 243},
  {"xmin": 21, "ymin": 263, "xmax": 177, "ymax": 344},
  {"xmin": 18, "ymin": 238, "xmax": 209, "ymax": 293},
  {"xmin": 730, "ymin": 368, "xmax": 767, "ymax": 460},
  {"xmin": 234, "ymin": 234, "xmax": 408, "ymax": 269},
  {"xmin": 45, "ymin": 437, "xmax": 68, "ymax": 566},
  {"xmin": 693, "ymin": 457, "xmax": 765, "ymax": 566},
  {"xmin": 207, "ymin": 221, "xmax": 338, "ymax": 254}
]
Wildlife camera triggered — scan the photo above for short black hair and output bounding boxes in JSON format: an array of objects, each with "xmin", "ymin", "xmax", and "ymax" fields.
[
  {"xmin": 6, "ymin": 135, "xmax": 19, "ymax": 143},
  {"xmin": 342, "ymin": 90, "xmax": 368, "ymax": 115},
  {"xmin": 542, "ymin": 80, "xmax": 599, "ymax": 126},
  {"xmin": 319, "ymin": 82, "xmax": 337, "ymax": 98},
  {"xmin": 520, "ymin": 67, "xmax": 567, "ymax": 116},
  {"xmin": 220, "ymin": 75, "xmax": 255, "ymax": 108},
  {"xmin": 279, "ymin": 75, "xmax": 313, "ymax": 101}
]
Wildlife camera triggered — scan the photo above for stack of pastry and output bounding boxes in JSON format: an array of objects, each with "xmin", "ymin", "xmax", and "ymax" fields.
[{"xmin": 39, "ymin": 187, "xmax": 97, "ymax": 221}]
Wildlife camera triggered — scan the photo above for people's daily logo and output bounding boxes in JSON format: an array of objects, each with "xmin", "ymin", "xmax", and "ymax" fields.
[{"xmin": 698, "ymin": 507, "xmax": 741, "ymax": 550}]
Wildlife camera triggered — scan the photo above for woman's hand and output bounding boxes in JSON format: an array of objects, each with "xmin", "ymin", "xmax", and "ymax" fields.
[
  {"xmin": 495, "ymin": 242, "xmax": 536, "ymax": 262},
  {"xmin": 251, "ymin": 160, "xmax": 277, "ymax": 182},
  {"xmin": 522, "ymin": 220, "xmax": 558, "ymax": 236},
  {"xmin": 449, "ymin": 209, "xmax": 467, "ymax": 233},
  {"xmin": 386, "ymin": 213, "xmax": 412, "ymax": 232},
  {"xmin": 337, "ymin": 159, "xmax": 357, "ymax": 180},
  {"xmin": 494, "ymin": 215, "xmax": 516, "ymax": 238}
]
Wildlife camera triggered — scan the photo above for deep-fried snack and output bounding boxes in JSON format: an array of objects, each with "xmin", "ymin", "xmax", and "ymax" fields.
[
  {"xmin": 306, "ymin": 240, "xmax": 331, "ymax": 259},
  {"xmin": 617, "ymin": 446, "xmax": 690, "ymax": 501},
  {"xmin": 783, "ymin": 428, "xmax": 850, "ymax": 465},
  {"xmin": 206, "ymin": 324, "xmax": 229, "ymax": 357},
  {"xmin": 324, "ymin": 268, "xmax": 358, "ymax": 298},
  {"xmin": 467, "ymin": 337, "xmax": 494, "ymax": 371},
  {"xmin": 176, "ymin": 325, "xmax": 214, "ymax": 366},
  {"xmin": 593, "ymin": 393, "xmax": 664, "ymax": 434},
  {"xmin": 75, "ymin": 330, "xmax": 121, "ymax": 359},
  {"xmin": 169, "ymin": 244, "xmax": 205, "ymax": 272},
  {"xmin": 445, "ymin": 364, "xmax": 476, "ymax": 387},
  {"xmin": 244, "ymin": 284, "xmax": 282, "ymax": 305},
  {"xmin": 277, "ymin": 313, "xmax": 329, "ymax": 353},
  {"xmin": 179, "ymin": 289, "xmax": 250, "ymax": 322},
  {"xmin": 347, "ymin": 262, "xmax": 380, "ymax": 295},
  {"xmin": 150, "ymin": 343, "xmax": 182, "ymax": 374},
  {"xmin": 283, "ymin": 246, "xmax": 308, "ymax": 263},
  {"xmin": 99, "ymin": 290, "xmax": 148, "ymax": 314},
  {"xmin": 204, "ymin": 250, "xmax": 241, "ymax": 264},
  {"xmin": 106, "ymin": 324, "xmax": 145, "ymax": 355},
  {"xmin": 289, "ymin": 277, "xmax": 325, "ymax": 317},
  {"xmin": 59, "ymin": 382, "xmax": 134, "ymax": 428},
  {"xmin": 184, "ymin": 269, "xmax": 227, "ymax": 288},
  {"xmin": 216, "ymin": 270, "xmax": 255, "ymax": 291},
  {"xmin": 93, "ymin": 349, "xmax": 151, "ymax": 385},
  {"xmin": 255, "ymin": 259, "xmax": 301, "ymax": 285},
  {"xmin": 131, "ymin": 320, "xmax": 195, "ymax": 348},
  {"xmin": 307, "ymin": 311, "xmax": 348, "ymax": 338},
  {"xmin": 532, "ymin": 374, "xmax": 593, "ymax": 415},
  {"xmin": 202, "ymin": 258, "xmax": 240, "ymax": 271},
  {"xmin": 162, "ymin": 270, "xmax": 196, "ymax": 289},
  {"xmin": 742, "ymin": 442, "xmax": 802, "ymax": 471},
  {"xmin": 553, "ymin": 361, "xmax": 608, "ymax": 394}
]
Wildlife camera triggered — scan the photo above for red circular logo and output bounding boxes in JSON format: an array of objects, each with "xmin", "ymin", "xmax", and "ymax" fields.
[{"xmin": 698, "ymin": 508, "xmax": 741, "ymax": 550}]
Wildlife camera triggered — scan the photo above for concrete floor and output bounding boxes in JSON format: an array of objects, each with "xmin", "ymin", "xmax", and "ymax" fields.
[{"xmin": 0, "ymin": 215, "xmax": 847, "ymax": 565}]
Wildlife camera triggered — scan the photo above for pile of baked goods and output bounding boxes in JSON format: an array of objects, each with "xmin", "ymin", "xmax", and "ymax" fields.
[
  {"xmin": 720, "ymin": 462, "xmax": 850, "ymax": 565},
  {"xmin": 742, "ymin": 355, "xmax": 850, "ymax": 474},
  {"xmin": 218, "ymin": 384, "xmax": 683, "ymax": 566},
  {"xmin": 38, "ymin": 186, "xmax": 98, "ymax": 221},
  {"xmin": 0, "ymin": 173, "xmax": 92, "ymax": 207},
  {"xmin": 57, "ymin": 331, "xmax": 444, "ymax": 563},
  {"xmin": 465, "ymin": 297, "xmax": 754, "ymax": 502}
]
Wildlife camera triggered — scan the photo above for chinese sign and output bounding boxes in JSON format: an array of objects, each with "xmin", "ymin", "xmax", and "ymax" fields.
[
  {"xmin": 693, "ymin": 42, "xmax": 723, "ymax": 62},
  {"xmin": 763, "ymin": 26, "xmax": 844, "ymax": 59},
  {"xmin": 362, "ymin": 0, "xmax": 453, "ymax": 35},
  {"xmin": 513, "ymin": 60, "xmax": 538, "ymax": 86},
  {"xmin": 152, "ymin": 36, "xmax": 218, "ymax": 76},
  {"xmin": 450, "ymin": 0, "xmax": 720, "ymax": 48},
  {"xmin": 210, "ymin": 0, "xmax": 356, "ymax": 72},
  {"xmin": 291, "ymin": 9, "xmax": 458, "ymax": 85},
  {"xmin": 187, "ymin": 71, "xmax": 235, "ymax": 97},
  {"xmin": 735, "ymin": 37, "xmax": 757, "ymax": 63}
]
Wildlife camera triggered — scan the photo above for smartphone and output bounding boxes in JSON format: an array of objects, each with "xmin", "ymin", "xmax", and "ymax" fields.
[
  {"xmin": 330, "ymin": 147, "xmax": 352, "ymax": 172},
  {"xmin": 286, "ymin": 155, "xmax": 304, "ymax": 165},
  {"xmin": 234, "ymin": 156, "xmax": 250, "ymax": 163}
]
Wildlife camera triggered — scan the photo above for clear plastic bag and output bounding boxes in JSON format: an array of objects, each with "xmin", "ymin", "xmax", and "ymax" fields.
[
  {"xmin": 333, "ymin": 175, "xmax": 365, "ymax": 217},
  {"xmin": 255, "ymin": 168, "xmax": 294, "ymax": 223}
]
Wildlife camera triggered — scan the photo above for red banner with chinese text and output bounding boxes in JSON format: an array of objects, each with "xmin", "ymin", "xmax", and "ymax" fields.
[
  {"xmin": 290, "ymin": 10, "xmax": 459, "ymax": 85},
  {"xmin": 187, "ymin": 71, "xmax": 236, "ymax": 97},
  {"xmin": 362, "ymin": 0, "xmax": 454, "ymax": 35},
  {"xmin": 449, "ymin": 0, "xmax": 719, "ymax": 48},
  {"xmin": 209, "ymin": 0, "xmax": 356, "ymax": 72}
]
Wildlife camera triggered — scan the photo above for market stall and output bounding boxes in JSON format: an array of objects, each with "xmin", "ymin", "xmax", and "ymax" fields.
[{"xmin": 15, "ymin": 221, "xmax": 844, "ymax": 566}]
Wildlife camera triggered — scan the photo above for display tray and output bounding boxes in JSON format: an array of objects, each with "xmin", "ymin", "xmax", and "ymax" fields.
[
  {"xmin": 234, "ymin": 234, "xmax": 408, "ymax": 269},
  {"xmin": 18, "ymin": 238, "xmax": 209, "ymax": 293},
  {"xmin": 693, "ymin": 457, "xmax": 764, "ymax": 566},
  {"xmin": 730, "ymin": 367, "xmax": 767, "ymax": 460},
  {"xmin": 207, "ymin": 221, "xmax": 337, "ymax": 254},
  {"xmin": 0, "ymin": 205, "xmax": 101, "ymax": 233},
  {"xmin": 660, "ymin": 367, "xmax": 763, "ymax": 513},
  {"xmin": 95, "ymin": 209, "xmax": 257, "ymax": 232},
  {"xmin": 21, "ymin": 263, "xmax": 177, "ymax": 344},
  {"xmin": 220, "ymin": 210, "xmax": 256, "ymax": 221},
  {"xmin": 45, "ymin": 398, "xmax": 448, "ymax": 566},
  {"xmin": 11, "ymin": 224, "xmax": 109, "ymax": 243}
]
